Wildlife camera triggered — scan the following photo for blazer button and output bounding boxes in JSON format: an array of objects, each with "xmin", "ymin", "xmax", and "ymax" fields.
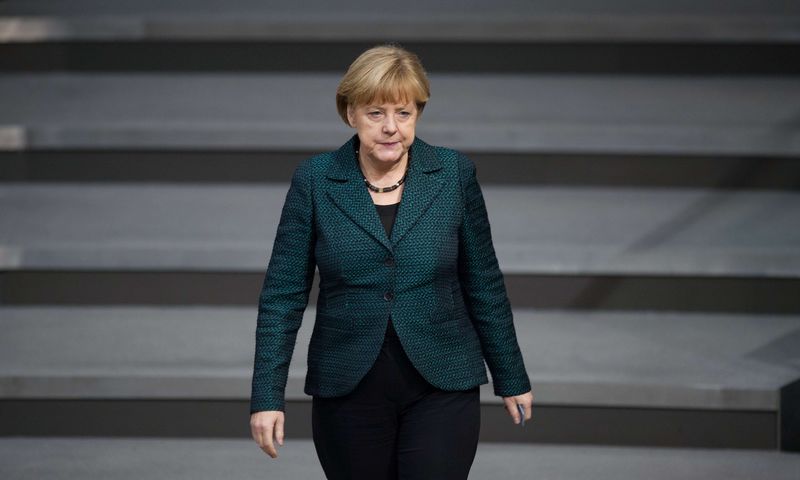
[
  {"xmin": 384, "ymin": 291, "xmax": 394, "ymax": 301},
  {"xmin": 384, "ymin": 256, "xmax": 395, "ymax": 267}
]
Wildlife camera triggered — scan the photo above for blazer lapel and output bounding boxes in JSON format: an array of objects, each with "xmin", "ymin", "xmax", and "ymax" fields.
[
  {"xmin": 325, "ymin": 134, "xmax": 444, "ymax": 252},
  {"xmin": 390, "ymin": 138, "xmax": 445, "ymax": 246}
]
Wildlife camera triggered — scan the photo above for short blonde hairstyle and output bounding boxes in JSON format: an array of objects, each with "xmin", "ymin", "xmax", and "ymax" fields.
[{"xmin": 336, "ymin": 44, "xmax": 431, "ymax": 126}]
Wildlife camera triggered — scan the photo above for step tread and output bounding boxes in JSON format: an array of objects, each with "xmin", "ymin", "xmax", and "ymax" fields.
[
  {"xmin": 1, "ymin": 305, "xmax": 797, "ymax": 410},
  {"xmin": 1, "ymin": 0, "xmax": 797, "ymax": 42},
  {"xmin": 2, "ymin": 437, "xmax": 800, "ymax": 479},
  {"xmin": 2, "ymin": 183, "xmax": 799, "ymax": 277},
  {"xmin": 1, "ymin": 73, "xmax": 798, "ymax": 155}
]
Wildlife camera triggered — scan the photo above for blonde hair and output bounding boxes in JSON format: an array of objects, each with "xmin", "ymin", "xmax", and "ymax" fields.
[{"xmin": 336, "ymin": 44, "xmax": 431, "ymax": 126}]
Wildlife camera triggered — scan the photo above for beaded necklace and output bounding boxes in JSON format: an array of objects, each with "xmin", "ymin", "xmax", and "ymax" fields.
[{"xmin": 356, "ymin": 147, "xmax": 410, "ymax": 193}]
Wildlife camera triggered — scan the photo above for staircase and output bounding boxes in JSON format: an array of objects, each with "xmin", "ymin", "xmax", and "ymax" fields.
[{"xmin": 2, "ymin": 1, "xmax": 799, "ymax": 478}]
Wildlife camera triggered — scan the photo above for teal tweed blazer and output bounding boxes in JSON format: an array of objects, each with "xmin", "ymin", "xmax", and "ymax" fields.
[{"xmin": 250, "ymin": 134, "xmax": 531, "ymax": 413}]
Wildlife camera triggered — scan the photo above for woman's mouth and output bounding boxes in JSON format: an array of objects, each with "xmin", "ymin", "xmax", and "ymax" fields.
[{"xmin": 380, "ymin": 142, "xmax": 399, "ymax": 147}]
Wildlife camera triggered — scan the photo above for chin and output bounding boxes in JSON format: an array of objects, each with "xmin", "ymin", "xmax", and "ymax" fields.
[{"xmin": 380, "ymin": 151, "xmax": 406, "ymax": 162}]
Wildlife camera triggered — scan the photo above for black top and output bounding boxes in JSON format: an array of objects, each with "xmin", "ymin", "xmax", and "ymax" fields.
[
  {"xmin": 375, "ymin": 201, "xmax": 400, "ymax": 338},
  {"xmin": 375, "ymin": 201, "xmax": 400, "ymax": 238}
]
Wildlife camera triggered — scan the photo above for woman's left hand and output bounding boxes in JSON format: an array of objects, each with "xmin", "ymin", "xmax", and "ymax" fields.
[{"xmin": 503, "ymin": 390, "xmax": 533, "ymax": 425}]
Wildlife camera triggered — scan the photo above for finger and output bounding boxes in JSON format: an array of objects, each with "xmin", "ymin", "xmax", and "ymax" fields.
[
  {"xmin": 264, "ymin": 428, "xmax": 278, "ymax": 458},
  {"xmin": 256, "ymin": 426, "xmax": 267, "ymax": 451},
  {"xmin": 262, "ymin": 444, "xmax": 278, "ymax": 458},
  {"xmin": 256, "ymin": 423, "xmax": 277, "ymax": 458},
  {"xmin": 276, "ymin": 415, "xmax": 285, "ymax": 446},
  {"xmin": 253, "ymin": 421, "xmax": 266, "ymax": 447},
  {"xmin": 262, "ymin": 439, "xmax": 278, "ymax": 458},
  {"xmin": 506, "ymin": 403, "xmax": 520, "ymax": 424},
  {"xmin": 527, "ymin": 396, "xmax": 534, "ymax": 420},
  {"xmin": 250, "ymin": 422, "xmax": 259, "ymax": 443}
]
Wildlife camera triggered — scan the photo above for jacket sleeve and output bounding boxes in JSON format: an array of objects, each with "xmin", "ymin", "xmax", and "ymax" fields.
[
  {"xmin": 250, "ymin": 158, "xmax": 316, "ymax": 413},
  {"xmin": 457, "ymin": 153, "xmax": 532, "ymax": 398}
]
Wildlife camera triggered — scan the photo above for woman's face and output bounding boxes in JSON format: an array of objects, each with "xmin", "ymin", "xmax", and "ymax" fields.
[{"xmin": 347, "ymin": 99, "xmax": 418, "ymax": 167}]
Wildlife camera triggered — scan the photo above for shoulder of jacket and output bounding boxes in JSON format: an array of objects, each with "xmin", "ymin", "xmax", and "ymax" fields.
[
  {"xmin": 432, "ymin": 145, "xmax": 474, "ymax": 177},
  {"xmin": 424, "ymin": 143, "xmax": 471, "ymax": 170},
  {"xmin": 291, "ymin": 151, "xmax": 332, "ymax": 180}
]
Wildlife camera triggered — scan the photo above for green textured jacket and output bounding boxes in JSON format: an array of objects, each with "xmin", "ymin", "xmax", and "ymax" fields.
[{"xmin": 250, "ymin": 134, "xmax": 531, "ymax": 413}]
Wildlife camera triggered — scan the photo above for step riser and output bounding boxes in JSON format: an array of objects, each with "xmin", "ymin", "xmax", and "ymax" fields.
[
  {"xmin": 3, "ymin": 152, "xmax": 800, "ymax": 189},
  {"xmin": 3, "ymin": 273, "xmax": 799, "ymax": 314},
  {"xmin": 2, "ymin": 42, "xmax": 799, "ymax": 74},
  {"xmin": 0, "ymin": 399, "xmax": 778, "ymax": 449}
]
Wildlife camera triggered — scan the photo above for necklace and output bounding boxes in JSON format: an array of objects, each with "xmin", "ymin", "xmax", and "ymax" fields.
[{"xmin": 356, "ymin": 148, "xmax": 410, "ymax": 193}]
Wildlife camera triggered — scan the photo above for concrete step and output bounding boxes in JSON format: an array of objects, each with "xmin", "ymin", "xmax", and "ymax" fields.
[
  {"xmin": 2, "ymin": 437, "xmax": 800, "ymax": 479},
  {"xmin": 1, "ymin": 183, "xmax": 799, "ymax": 278},
  {"xmin": 1, "ymin": 73, "xmax": 798, "ymax": 156},
  {"xmin": 1, "ymin": 305, "xmax": 796, "ymax": 411},
  {"xmin": 1, "ymin": 0, "xmax": 797, "ymax": 43},
  {"xmin": 1, "ymin": 305, "xmax": 797, "ymax": 447}
]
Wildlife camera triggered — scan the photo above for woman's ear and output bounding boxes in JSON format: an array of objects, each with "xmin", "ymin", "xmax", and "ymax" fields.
[{"xmin": 346, "ymin": 105, "xmax": 355, "ymax": 128}]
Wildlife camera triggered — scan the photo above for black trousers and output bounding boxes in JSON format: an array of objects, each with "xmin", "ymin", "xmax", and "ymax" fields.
[{"xmin": 312, "ymin": 317, "xmax": 481, "ymax": 480}]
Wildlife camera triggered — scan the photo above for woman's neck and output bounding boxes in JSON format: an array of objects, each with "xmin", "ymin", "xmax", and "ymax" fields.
[{"xmin": 358, "ymin": 151, "xmax": 408, "ymax": 183}]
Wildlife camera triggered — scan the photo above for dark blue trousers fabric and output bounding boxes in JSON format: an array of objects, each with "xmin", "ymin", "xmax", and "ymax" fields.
[{"xmin": 311, "ymin": 316, "xmax": 481, "ymax": 480}]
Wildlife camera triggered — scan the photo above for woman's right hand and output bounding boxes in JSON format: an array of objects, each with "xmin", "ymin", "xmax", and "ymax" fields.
[{"xmin": 251, "ymin": 410, "xmax": 285, "ymax": 458}]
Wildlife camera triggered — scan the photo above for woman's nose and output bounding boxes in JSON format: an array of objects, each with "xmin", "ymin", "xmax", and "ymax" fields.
[{"xmin": 382, "ymin": 116, "xmax": 397, "ymax": 133}]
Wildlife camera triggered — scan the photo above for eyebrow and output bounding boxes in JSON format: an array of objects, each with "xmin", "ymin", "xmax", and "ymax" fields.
[{"xmin": 367, "ymin": 104, "xmax": 413, "ymax": 110}]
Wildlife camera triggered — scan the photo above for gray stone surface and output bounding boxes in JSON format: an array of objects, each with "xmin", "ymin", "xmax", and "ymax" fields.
[
  {"xmin": 1, "ymin": 437, "xmax": 799, "ymax": 480},
  {"xmin": 2, "ymin": 183, "xmax": 799, "ymax": 277},
  {"xmin": 0, "ymin": 0, "xmax": 797, "ymax": 42},
  {"xmin": 1, "ymin": 73, "xmax": 799, "ymax": 155},
  {"xmin": 1, "ymin": 305, "xmax": 798, "ymax": 410}
]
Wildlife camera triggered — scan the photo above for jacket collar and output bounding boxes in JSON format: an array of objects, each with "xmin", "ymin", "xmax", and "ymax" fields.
[{"xmin": 324, "ymin": 134, "xmax": 445, "ymax": 252}]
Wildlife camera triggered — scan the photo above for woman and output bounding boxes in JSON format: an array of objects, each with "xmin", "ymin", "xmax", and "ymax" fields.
[{"xmin": 250, "ymin": 44, "xmax": 533, "ymax": 479}]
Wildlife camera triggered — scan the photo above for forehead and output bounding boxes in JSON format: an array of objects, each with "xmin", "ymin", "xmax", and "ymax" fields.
[
  {"xmin": 360, "ymin": 93, "xmax": 415, "ymax": 108},
  {"xmin": 363, "ymin": 86, "xmax": 416, "ymax": 107},
  {"xmin": 365, "ymin": 100, "xmax": 414, "ymax": 108}
]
